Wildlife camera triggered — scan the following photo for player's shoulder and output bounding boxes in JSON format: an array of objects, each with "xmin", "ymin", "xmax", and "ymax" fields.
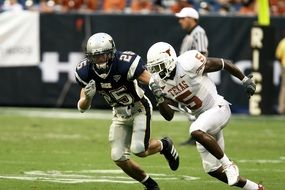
[
  {"xmin": 114, "ymin": 50, "xmax": 144, "ymax": 78},
  {"xmin": 75, "ymin": 58, "xmax": 91, "ymax": 84},
  {"xmin": 115, "ymin": 50, "xmax": 140, "ymax": 62},
  {"xmin": 178, "ymin": 50, "xmax": 206, "ymax": 72}
]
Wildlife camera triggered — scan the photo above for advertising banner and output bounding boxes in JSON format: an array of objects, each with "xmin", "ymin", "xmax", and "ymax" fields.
[{"xmin": 0, "ymin": 11, "xmax": 39, "ymax": 66}]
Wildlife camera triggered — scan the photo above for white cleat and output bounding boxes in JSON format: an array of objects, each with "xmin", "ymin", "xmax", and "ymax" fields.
[{"xmin": 223, "ymin": 162, "xmax": 239, "ymax": 186}]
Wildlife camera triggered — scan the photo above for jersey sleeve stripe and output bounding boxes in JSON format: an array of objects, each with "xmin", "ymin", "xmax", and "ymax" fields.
[
  {"xmin": 75, "ymin": 71, "xmax": 88, "ymax": 86},
  {"xmin": 127, "ymin": 55, "xmax": 141, "ymax": 80}
]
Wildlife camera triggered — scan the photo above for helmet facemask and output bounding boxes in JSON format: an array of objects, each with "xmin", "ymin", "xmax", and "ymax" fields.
[
  {"xmin": 147, "ymin": 58, "xmax": 173, "ymax": 79},
  {"xmin": 87, "ymin": 50, "xmax": 113, "ymax": 75},
  {"xmin": 86, "ymin": 33, "xmax": 116, "ymax": 78}
]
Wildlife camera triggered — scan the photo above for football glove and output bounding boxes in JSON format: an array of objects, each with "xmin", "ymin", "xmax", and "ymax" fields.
[
  {"xmin": 149, "ymin": 74, "xmax": 165, "ymax": 105},
  {"xmin": 83, "ymin": 80, "xmax": 96, "ymax": 99},
  {"xmin": 242, "ymin": 74, "xmax": 256, "ymax": 98}
]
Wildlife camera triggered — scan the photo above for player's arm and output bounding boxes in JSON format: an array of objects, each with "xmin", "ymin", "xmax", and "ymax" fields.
[
  {"xmin": 157, "ymin": 100, "xmax": 175, "ymax": 121},
  {"xmin": 204, "ymin": 57, "xmax": 256, "ymax": 97},
  {"xmin": 137, "ymin": 69, "xmax": 152, "ymax": 84},
  {"xmin": 204, "ymin": 58, "xmax": 244, "ymax": 80},
  {"xmin": 77, "ymin": 80, "xmax": 96, "ymax": 113},
  {"xmin": 138, "ymin": 70, "xmax": 174, "ymax": 121}
]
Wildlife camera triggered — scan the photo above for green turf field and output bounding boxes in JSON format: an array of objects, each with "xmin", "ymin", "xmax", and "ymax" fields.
[{"xmin": 0, "ymin": 107, "xmax": 284, "ymax": 190}]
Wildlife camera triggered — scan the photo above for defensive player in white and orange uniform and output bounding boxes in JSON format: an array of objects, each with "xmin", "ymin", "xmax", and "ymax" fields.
[{"xmin": 147, "ymin": 42, "xmax": 265, "ymax": 190}]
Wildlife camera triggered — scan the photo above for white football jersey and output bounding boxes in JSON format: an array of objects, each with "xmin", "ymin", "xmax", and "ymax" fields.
[{"xmin": 161, "ymin": 50, "xmax": 228, "ymax": 116}]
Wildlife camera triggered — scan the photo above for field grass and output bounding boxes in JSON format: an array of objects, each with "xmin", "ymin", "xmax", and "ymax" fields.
[{"xmin": 0, "ymin": 107, "xmax": 284, "ymax": 190}]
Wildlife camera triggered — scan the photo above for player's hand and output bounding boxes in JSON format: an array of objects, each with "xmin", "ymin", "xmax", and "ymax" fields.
[
  {"xmin": 149, "ymin": 74, "xmax": 165, "ymax": 104},
  {"xmin": 242, "ymin": 74, "xmax": 256, "ymax": 98},
  {"xmin": 83, "ymin": 80, "xmax": 96, "ymax": 99},
  {"xmin": 149, "ymin": 82, "xmax": 165, "ymax": 104}
]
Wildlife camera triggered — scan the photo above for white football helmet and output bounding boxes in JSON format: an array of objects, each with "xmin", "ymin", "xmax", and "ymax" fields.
[
  {"xmin": 86, "ymin": 32, "xmax": 116, "ymax": 78},
  {"xmin": 147, "ymin": 42, "xmax": 177, "ymax": 79}
]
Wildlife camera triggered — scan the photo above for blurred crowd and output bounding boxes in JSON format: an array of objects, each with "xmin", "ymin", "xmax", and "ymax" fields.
[{"xmin": 0, "ymin": 0, "xmax": 284, "ymax": 15}]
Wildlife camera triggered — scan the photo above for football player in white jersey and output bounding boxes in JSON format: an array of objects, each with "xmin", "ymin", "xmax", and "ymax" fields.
[
  {"xmin": 147, "ymin": 42, "xmax": 265, "ymax": 190},
  {"xmin": 75, "ymin": 34, "xmax": 179, "ymax": 190}
]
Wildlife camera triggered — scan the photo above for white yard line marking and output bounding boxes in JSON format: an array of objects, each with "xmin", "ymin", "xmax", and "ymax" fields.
[
  {"xmin": 239, "ymin": 156, "xmax": 285, "ymax": 164},
  {"xmin": 239, "ymin": 159, "xmax": 283, "ymax": 163},
  {"xmin": 0, "ymin": 169, "xmax": 200, "ymax": 184}
]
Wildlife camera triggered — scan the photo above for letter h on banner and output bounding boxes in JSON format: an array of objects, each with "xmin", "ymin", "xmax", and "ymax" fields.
[{"xmin": 40, "ymin": 52, "xmax": 84, "ymax": 83}]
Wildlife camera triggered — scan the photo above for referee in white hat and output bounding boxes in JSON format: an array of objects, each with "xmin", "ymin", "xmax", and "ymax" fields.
[
  {"xmin": 176, "ymin": 7, "xmax": 209, "ymax": 145},
  {"xmin": 176, "ymin": 7, "xmax": 209, "ymax": 56}
]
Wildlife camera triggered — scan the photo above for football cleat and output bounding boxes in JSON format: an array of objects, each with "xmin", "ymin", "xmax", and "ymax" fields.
[
  {"xmin": 160, "ymin": 137, "xmax": 179, "ymax": 171},
  {"xmin": 223, "ymin": 162, "xmax": 239, "ymax": 186},
  {"xmin": 258, "ymin": 184, "xmax": 265, "ymax": 190}
]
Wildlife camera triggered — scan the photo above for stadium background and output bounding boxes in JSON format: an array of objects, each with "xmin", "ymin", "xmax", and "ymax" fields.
[{"xmin": 0, "ymin": 12, "xmax": 284, "ymax": 113}]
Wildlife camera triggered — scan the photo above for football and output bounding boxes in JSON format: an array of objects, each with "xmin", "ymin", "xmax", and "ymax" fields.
[{"xmin": 164, "ymin": 97, "xmax": 179, "ymax": 108}]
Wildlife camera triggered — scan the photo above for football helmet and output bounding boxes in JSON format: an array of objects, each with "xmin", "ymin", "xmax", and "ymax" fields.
[
  {"xmin": 86, "ymin": 32, "xmax": 116, "ymax": 78},
  {"xmin": 147, "ymin": 42, "xmax": 177, "ymax": 79}
]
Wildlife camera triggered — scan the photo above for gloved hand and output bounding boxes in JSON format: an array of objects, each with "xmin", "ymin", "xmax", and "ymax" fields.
[
  {"xmin": 83, "ymin": 80, "xmax": 96, "ymax": 99},
  {"xmin": 242, "ymin": 74, "xmax": 256, "ymax": 98},
  {"xmin": 149, "ymin": 74, "xmax": 165, "ymax": 105}
]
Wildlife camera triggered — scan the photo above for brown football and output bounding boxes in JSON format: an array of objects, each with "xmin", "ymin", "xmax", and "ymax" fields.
[{"xmin": 164, "ymin": 97, "xmax": 178, "ymax": 108}]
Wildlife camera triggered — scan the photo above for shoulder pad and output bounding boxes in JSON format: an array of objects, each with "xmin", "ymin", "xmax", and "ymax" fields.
[
  {"xmin": 75, "ymin": 59, "xmax": 90, "ymax": 86},
  {"xmin": 178, "ymin": 50, "xmax": 206, "ymax": 75}
]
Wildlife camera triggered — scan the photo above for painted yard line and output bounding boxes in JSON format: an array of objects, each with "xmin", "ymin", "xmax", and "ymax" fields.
[
  {"xmin": 0, "ymin": 170, "xmax": 200, "ymax": 184},
  {"xmin": 0, "ymin": 158, "xmax": 285, "ymax": 172},
  {"xmin": 239, "ymin": 159, "xmax": 284, "ymax": 163}
]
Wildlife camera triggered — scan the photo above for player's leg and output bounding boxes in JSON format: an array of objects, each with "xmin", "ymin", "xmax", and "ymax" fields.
[
  {"xmin": 131, "ymin": 108, "xmax": 179, "ymax": 171},
  {"xmin": 196, "ymin": 119, "xmax": 265, "ymax": 190},
  {"xmin": 190, "ymin": 104, "xmax": 240, "ymax": 185},
  {"xmin": 130, "ymin": 110, "xmax": 161, "ymax": 156},
  {"xmin": 115, "ymin": 159, "xmax": 159, "ymax": 190},
  {"xmin": 109, "ymin": 116, "xmax": 159, "ymax": 190},
  {"xmin": 208, "ymin": 131, "xmax": 265, "ymax": 190},
  {"xmin": 209, "ymin": 168, "xmax": 264, "ymax": 190},
  {"xmin": 189, "ymin": 104, "xmax": 231, "ymax": 160}
]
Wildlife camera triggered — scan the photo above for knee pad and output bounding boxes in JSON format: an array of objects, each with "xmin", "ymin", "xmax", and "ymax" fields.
[
  {"xmin": 130, "ymin": 140, "xmax": 145, "ymax": 154},
  {"xmin": 111, "ymin": 147, "xmax": 130, "ymax": 161}
]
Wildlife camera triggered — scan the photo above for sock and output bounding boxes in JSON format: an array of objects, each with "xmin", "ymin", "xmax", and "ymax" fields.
[
  {"xmin": 242, "ymin": 179, "xmax": 259, "ymax": 190},
  {"xmin": 219, "ymin": 154, "xmax": 232, "ymax": 167},
  {"xmin": 159, "ymin": 140, "xmax": 163, "ymax": 151},
  {"xmin": 141, "ymin": 175, "xmax": 158, "ymax": 188}
]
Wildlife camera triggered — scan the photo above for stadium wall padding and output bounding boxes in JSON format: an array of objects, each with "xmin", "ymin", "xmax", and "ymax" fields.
[{"xmin": 0, "ymin": 13, "xmax": 284, "ymax": 113}]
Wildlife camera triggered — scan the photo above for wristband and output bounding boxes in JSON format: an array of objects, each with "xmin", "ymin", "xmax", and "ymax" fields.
[
  {"xmin": 242, "ymin": 76, "xmax": 249, "ymax": 83},
  {"xmin": 220, "ymin": 59, "xmax": 225, "ymax": 70},
  {"xmin": 77, "ymin": 101, "xmax": 91, "ymax": 113}
]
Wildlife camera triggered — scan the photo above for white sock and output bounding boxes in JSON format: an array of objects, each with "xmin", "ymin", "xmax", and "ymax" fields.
[
  {"xmin": 159, "ymin": 140, "xmax": 163, "ymax": 151},
  {"xmin": 219, "ymin": 154, "xmax": 231, "ymax": 167},
  {"xmin": 242, "ymin": 179, "xmax": 259, "ymax": 190},
  {"xmin": 141, "ymin": 175, "xmax": 149, "ymax": 183}
]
